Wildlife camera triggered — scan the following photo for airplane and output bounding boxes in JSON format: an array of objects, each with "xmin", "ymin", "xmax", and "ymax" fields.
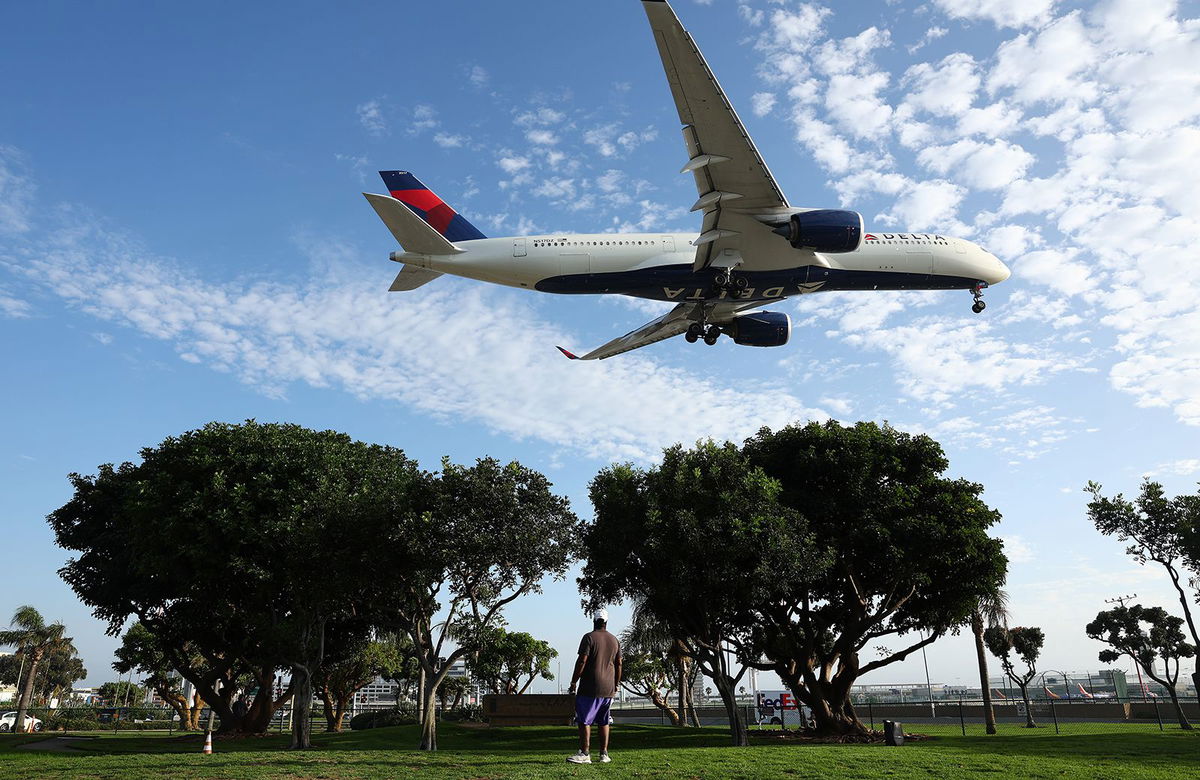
[{"xmin": 364, "ymin": 0, "xmax": 1011, "ymax": 360}]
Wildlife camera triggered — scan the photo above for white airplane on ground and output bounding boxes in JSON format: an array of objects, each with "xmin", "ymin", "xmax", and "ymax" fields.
[{"xmin": 364, "ymin": 0, "xmax": 1011, "ymax": 360}]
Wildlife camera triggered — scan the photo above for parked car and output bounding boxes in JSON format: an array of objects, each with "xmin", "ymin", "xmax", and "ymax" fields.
[{"xmin": 0, "ymin": 711, "xmax": 43, "ymax": 732}]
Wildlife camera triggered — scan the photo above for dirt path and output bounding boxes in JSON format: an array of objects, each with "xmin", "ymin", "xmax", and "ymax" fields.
[{"xmin": 14, "ymin": 735, "xmax": 98, "ymax": 752}]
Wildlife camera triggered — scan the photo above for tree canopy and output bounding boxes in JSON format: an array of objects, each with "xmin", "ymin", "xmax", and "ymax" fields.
[
  {"xmin": 984, "ymin": 625, "xmax": 1043, "ymax": 727},
  {"xmin": 0, "ymin": 605, "xmax": 71, "ymax": 732},
  {"xmin": 49, "ymin": 420, "xmax": 428, "ymax": 746},
  {"xmin": 469, "ymin": 627, "xmax": 557, "ymax": 695},
  {"xmin": 1087, "ymin": 604, "xmax": 1194, "ymax": 729}
]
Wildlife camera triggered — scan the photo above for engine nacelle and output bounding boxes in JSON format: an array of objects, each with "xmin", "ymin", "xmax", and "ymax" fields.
[
  {"xmin": 773, "ymin": 209, "xmax": 864, "ymax": 253},
  {"xmin": 730, "ymin": 311, "xmax": 791, "ymax": 347}
]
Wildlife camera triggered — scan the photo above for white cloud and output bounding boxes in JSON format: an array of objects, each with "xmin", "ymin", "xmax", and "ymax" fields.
[
  {"xmin": 751, "ymin": 92, "xmax": 777, "ymax": 117},
  {"xmin": 496, "ymin": 154, "xmax": 531, "ymax": 175},
  {"xmin": 878, "ymin": 180, "xmax": 966, "ymax": 230},
  {"xmin": 1000, "ymin": 534, "xmax": 1035, "ymax": 564},
  {"xmin": 0, "ymin": 146, "xmax": 33, "ymax": 235},
  {"xmin": 932, "ymin": 0, "xmax": 1058, "ymax": 29},
  {"xmin": 0, "ymin": 284, "xmax": 31, "ymax": 317},
  {"xmin": 916, "ymin": 139, "xmax": 1035, "ymax": 190},
  {"xmin": 525, "ymin": 129, "xmax": 559, "ymax": 146},
  {"xmin": 356, "ymin": 100, "xmax": 386, "ymax": 136},
  {"xmin": 409, "ymin": 104, "xmax": 439, "ymax": 135},
  {"xmin": 433, "ymin": 133, "xmax": 465, "ymax": 148},
  {"xmin": 468, "ymin": 65, "xmax": 489, "ymax": 88},
  {"xmin": 901, "ymin": 53, "xmax": 981, "ymax": 117}
]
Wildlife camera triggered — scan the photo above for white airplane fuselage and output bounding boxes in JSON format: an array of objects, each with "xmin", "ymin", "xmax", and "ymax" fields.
[{"xmin": 394, "ymin": 230, "xmax": 1010, "ymax": 304}]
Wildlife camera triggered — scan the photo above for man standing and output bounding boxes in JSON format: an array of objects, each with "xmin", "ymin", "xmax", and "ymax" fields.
[{"xmin": 567, "ymin": 608, "xmax": 622, "ymax": 764}]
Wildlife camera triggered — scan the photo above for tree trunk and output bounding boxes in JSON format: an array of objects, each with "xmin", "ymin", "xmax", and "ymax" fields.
[
  {"xmin": 188, "ymin": 694, "xmax": 203, "ymax": 730},
  {"xmin": 711, "ymin": 672, "xmax": 748, "ymax": 746},
  {"xmin": 1017, "ymin": 685, "xmax": 1036, "ymax": 728},
  {"xmin": 163, "ymin": 692, "xmax": 191, "ymax": 730},
  {"xmin": 972, "ymin": 617, "xmax": 997, "ymax": 735},
  {"xmin": 675, "ymin": 657, "xmax": 687, "ymax": 727},
  {"xmin": 417, "ymin": 667, "xmax": 426, "ymax": 726},
  {"xmin": 419, "ymin": 676, "xmax": 438, "ymax": 751},
  {"xmin": 1166, "ymin": 688, "xmax": 1193, "ymax": 730},
  {"xmin": 686, "ymin": 678, "xmax": 700, "ymax": 728},
  {"xmin": 14, "ymin": 650, "xmax": 42, "ymax": 734},
  {"xmin": 320, "ymin": 686, "xmax": 337, "ymax": 732},
  {"xmin": 645, "ymin": 689, "xmax": 681, "ymax": 726},
  {"xmin": 333, "ymin": 696, "xmax": 350, "ymax": 732},
  {"xmin": 290, "ymin": 666, "xmax": 313, "ymax": 749}
]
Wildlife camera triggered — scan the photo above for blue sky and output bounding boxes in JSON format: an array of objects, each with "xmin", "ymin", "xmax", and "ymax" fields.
[{"xmin": 2, "ymin": 0, "xmax": 1199, "ymax": 694}]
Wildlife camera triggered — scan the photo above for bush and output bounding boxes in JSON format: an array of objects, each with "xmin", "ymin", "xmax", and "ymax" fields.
[
  {"xmin": 45, "ymin": 710, "xmax": 101, "ymax": 731},
  {"xmin": 347, "ymin": 708, "xmax": 417, "ymax": 730},
  {"xmin": 442, "ymin": 704, "xmax": 484, "ymax": 723}
]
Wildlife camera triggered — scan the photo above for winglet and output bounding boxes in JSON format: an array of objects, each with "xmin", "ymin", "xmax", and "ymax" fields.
[{"xmin": 556, "ymin": 346, "xmax": 580, "ymax": 360}]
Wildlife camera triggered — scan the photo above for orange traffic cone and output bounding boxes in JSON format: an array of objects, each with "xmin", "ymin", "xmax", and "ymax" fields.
[{"xmin": 202, "ymin": 731, "xmax": 213, "ymax": 754}]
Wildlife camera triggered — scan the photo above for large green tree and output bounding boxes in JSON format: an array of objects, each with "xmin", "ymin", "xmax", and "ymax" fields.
[
  {"xmin": 0, "ymin": 606, "xmax": 71, "ymax": 732},
  {"xmin": 1087, "ymin": 480, "xmax": 1200, "ymax": 692},
  {"xmin": 740, "ymin": 422, "xmax": 1007, "ymax": 736},
  {"xmin": 582, "ymin": 441, "xmax": 820, "ymax": 746},
  {"xmin": 378, "ymin": 457, "xmax": 579, "ymax": 751},
  {"xmin": 984, "ymin": 626, "xmax": 1044, "ymax": 728},
  {"xmin": 469, "ymin": 628, "xmax": 557, "ymax": 695},
  {"xmin": 97, "ymin": 680, "xmax": 146, "ymax": 708},
  {"xmin": 1086, "ymin": 604, "xmax": 1194, "ymax": 730},
  {"xmin": 49, "ymin": 421, "xmax": 428, "ymax": 747}
]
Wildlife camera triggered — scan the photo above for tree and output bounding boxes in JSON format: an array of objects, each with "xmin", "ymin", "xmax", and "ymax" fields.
[
  {"xmin": 617, "ymin": 651, "xmax": 681, "ymax": 726},
  {"xmin": 49, "ymin": 421, "xmax": 428, "ymax": 747},
  {"xmin": 1087, "ymin": 480, "xmax": 1200, "ymax": 692},
  {"xmin": 984, "ymin": 626, "xmax": 1044, "ymax": 727},
  {"xmin": 31, "ymin": 641, "xmax": 86, "ymax": 706},
  {"xmin": 469, "ymin": 628, "xmax": 557, "ymax": 695},
  {"xmin": 113, "ymin": 622, "xmax": 203, "ymax": 729},
  {"xmin": 97, "ymin": 680, "xmax": 146, "ymax": 708},
  {"xmin": 969, "ymin": 589, "xmax": 1009, "ymax": 735},
  {"xmin": 582, "ymin": 441, "xmax": 820, "ymax": 746},
  {"xmin": 377, "ymin": 457, "xmax": 580, "ymax": 751},
  {"xmin": 314, "ymin": 637, "xmax": 405, "ymax": 732},
  {"xmin": 1086, "ymin": 605, "xmax": 1194, "ymax": 730},
  {"xmin": 622, "ymin": 599, "xmax": 697, "ymax": 727},
  {"xmin": 438, "ymin": 675, "xmax": 469, "ymax": 711},
  {"xmin": 0, "ymin": 606, "xmax": 71, "ymax": 733},
  {"xmin": 740, "ymin": 422, "xmax": 1007, "ymax": 736}
]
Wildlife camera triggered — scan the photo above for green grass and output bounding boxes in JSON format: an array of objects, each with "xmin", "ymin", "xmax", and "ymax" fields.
[{"xmin": 1, "ymin": 722, "xmax": 1196, "ymax": 779}]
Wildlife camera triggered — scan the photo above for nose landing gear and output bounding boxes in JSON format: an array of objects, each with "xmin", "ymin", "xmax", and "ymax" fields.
[{"xmin": 971, "ymin": 282, "xmax": 987, "ymax": 314}]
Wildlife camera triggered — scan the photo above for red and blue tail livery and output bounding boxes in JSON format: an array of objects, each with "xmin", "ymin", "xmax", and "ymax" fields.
[{"xmin": 379, "ymin": 171, "xmax": 485, "ymax": 242}]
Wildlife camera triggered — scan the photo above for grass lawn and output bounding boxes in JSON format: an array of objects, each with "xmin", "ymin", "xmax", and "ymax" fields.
[{"xmin": 1, "ymin": 722, "xmax": 1196, "ymax": 779}]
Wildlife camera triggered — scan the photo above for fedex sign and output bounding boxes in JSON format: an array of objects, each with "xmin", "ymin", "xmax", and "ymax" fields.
[{"xmin": 757, "ymin": 691, "xmax": 799, "ymax": 710}]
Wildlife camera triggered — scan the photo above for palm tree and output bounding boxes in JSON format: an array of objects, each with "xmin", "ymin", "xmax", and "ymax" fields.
[
  {"xmin": 969, "ymin": 589, "xmax": 1009, "ymax": 735},
  {"xmin": 624, "ymin": 598, "xmax": 698, "ymax": 727},
  {"xmin": 0, "ymin": 606, "xmax": 70, "ymax": 733}
]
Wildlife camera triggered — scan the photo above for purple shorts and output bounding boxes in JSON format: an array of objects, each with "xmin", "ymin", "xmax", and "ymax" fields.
[{"xmin": 574, "ymin": 696, "xmax": 613, "ymax": 726}]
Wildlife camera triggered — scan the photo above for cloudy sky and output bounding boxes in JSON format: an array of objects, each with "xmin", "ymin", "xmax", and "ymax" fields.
[{"xmin": 2, "ymin": 0, "xmax": 1199, "ymax": 694}]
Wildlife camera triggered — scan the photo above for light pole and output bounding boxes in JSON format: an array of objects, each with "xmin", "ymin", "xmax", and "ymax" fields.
[{"xmin": 920, "ymin": 631, "xmax": 935, "ymax": 716}]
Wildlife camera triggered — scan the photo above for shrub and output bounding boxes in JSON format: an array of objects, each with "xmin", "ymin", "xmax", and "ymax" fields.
[{"xmin": 347, "ymin": 708, "xmax": 417, "ymax": 730}]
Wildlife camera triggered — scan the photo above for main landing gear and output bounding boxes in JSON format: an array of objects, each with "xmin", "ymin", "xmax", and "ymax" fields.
[
  {"xmin": 971, "ymin": 282, "xmax": 987, "ymax": 314},
  {"xmin": 712, "ymin": 270, "xmax": 751, "ymax": 298},
  {"xmin": 685, "ymin": 322, "xmax": 722, "ymax": 345}
]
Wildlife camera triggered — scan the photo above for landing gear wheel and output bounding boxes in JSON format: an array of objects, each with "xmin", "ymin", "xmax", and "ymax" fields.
[
  {"xmin": 970, "ymin": 282, "xmax": 987, "ymax": 314},
  {"xmin": 703, "ymin": 326, "xmax": 721, "ymax": 346},
  {"xmin": 686, "ymin": 323, "xmax": 703, "ymax": 342},
  {"xmin": 685, "ymin": 331, "xmax": 699, "ymax": 343},
  {"xmin": 713, "ymin": 271, "xmax": 730, "ymax": 288},
  {"xmin": 734, "ymin": 275, "xmax": 749, "ymax": 290},
  {"xmin": 972, "ymin": 301, "xmax": 986, "ymax": 314}
]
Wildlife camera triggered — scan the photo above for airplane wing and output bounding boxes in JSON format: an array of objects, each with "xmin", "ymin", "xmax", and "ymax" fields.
[
  {"xmin": 642, "ymin": 0, "xmax": 796, "ymax": 272},
  {"xmin": 557, "ymin": 300, "xmax": 760, "ymax": 361}
]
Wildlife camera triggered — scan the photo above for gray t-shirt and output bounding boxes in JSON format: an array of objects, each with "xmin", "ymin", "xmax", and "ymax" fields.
[{"xmin": 577, "ymin": 629, "xmax": 622, "ymax": 698}]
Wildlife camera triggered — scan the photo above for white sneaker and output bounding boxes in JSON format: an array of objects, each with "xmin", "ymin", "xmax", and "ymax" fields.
[
  {"xmin": 567, "ymin": 751, "xmax": 591, "ymax": 764},
  {"xmin": 598, "ymin": 752, "xmax": 612, "ymax": 763}
]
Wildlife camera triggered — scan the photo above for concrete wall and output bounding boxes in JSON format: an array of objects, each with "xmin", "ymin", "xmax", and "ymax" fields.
[{"xmin": 483, "ymin": 694, "xmax": 575, "ymax": 726}]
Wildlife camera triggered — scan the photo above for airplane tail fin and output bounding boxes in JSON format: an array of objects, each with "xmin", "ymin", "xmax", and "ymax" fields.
[{"xmin": 379, "ymin": 171, "xmax": 486, "ymax": 242}]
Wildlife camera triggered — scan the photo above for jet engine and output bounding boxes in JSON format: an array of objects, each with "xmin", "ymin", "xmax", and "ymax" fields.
[
  {"xmin": 730, "ymin": 312, "xmax": 791, "ymax": 347},
  {"xmin": 773, "ymin": 209, "xmax": 864, "ymax": 253}
]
